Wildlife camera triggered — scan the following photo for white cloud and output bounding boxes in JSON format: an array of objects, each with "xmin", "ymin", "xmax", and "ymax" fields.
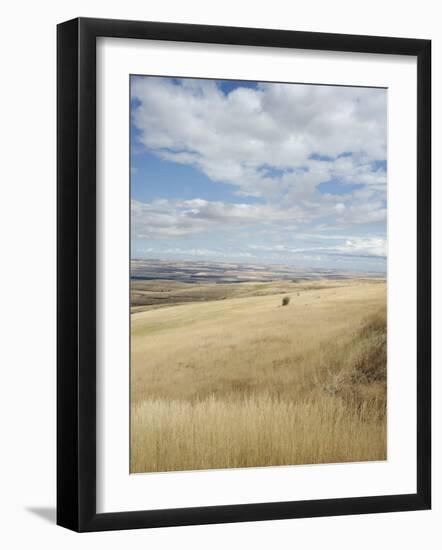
[
  {"xmin": 334, "ymin": 237, "xmax": 387, "ymax": 258},
  {"xmin": 248, "ymin": 237, "xmax": 386, "ymax": 259},
  {"xmin": 131, "ymin": 198, "xmax": 305, "ymax": 239},
  {"xmin": 131, "ymin": 195, "xmax": 386, "ymax": 241},
  {"xmin": 132, "ymin": 77, "xmax": 387, "ymax": 204}
]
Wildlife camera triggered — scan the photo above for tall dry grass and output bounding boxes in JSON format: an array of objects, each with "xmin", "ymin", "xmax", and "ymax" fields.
[
  {"xmin": 130, "ymin": 280, "xmax": 387, "ymax": 473},
  {"xmin": 131, "ymin": 394, "xmax": 385, "ymax": 473}
]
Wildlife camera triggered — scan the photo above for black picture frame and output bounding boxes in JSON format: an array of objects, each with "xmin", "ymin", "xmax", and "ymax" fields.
[{"xmin": 57, "ymin": 17, "xmax": 431, "ymax": 532}]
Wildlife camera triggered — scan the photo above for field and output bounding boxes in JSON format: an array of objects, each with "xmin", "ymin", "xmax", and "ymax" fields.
[{"xmin": 131, "ymin": 274, "xmax": 387, "ymax": 473}]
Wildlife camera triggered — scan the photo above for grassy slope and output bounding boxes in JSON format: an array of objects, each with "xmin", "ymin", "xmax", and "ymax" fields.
[{"xmin": 131, "ymin": 279, "xmax": 387, "ymax": 473}]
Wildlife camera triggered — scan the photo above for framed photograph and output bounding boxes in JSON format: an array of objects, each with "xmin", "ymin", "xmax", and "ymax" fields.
[{"xmin": 57, "ymin": 17, "xmax": 431, "ymax": 532}]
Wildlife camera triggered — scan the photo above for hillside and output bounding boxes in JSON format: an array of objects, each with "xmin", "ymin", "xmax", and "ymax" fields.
[{"xmin": 131, "ymin": 278, "xmax": 387, "ymax": 473}]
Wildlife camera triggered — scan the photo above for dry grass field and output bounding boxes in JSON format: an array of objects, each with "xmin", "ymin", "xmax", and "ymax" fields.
[{"xmin": 130, "ymin": 278, "xmax": 387, "ymax": 473}]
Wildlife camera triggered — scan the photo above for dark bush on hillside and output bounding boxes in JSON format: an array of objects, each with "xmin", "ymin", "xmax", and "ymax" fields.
[
  {"xmin": 282, "ymin": 296, "xmax": 290, "ymax": 306},
  {"xmin": 351, "ymin": 313, "xmax": 387, "ymax": 383}
]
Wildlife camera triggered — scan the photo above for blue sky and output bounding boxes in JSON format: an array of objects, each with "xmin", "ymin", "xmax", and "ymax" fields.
[{"xmin": 131, "ymin": 76, "xmax": 387, "ymax": 272}]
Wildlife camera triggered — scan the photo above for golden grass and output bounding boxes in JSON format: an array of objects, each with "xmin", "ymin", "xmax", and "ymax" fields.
[
  {"xmin": 130, "ymin": 279, "xmax": 387, "ymax": 473},
  {"xmin": 131, "ymin": 394, "xmax": 386, "ymax": 472}
]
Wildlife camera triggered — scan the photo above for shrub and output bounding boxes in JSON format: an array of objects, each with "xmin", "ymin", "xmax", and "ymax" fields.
[
  {"xmin": 351, "ymin": 313, "xmax": 387, "ymax": 383},
  {"xmin": 282, "ymin": 296, "xmax": 290, "ymax": 306},
  {"xmin": 316, "ymin": 308, "xmax": 387, "ymax": 420}
]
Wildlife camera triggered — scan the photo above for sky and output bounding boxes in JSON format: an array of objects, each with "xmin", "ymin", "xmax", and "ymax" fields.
[{"xmin": 130, "ymin": 76, "xmax": 387, "ymax": 273}]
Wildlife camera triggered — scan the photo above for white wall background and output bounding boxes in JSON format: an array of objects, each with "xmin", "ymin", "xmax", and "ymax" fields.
[{"xmin": 0, "ymin": 0, "xmax": 439, "ymax": 548}]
